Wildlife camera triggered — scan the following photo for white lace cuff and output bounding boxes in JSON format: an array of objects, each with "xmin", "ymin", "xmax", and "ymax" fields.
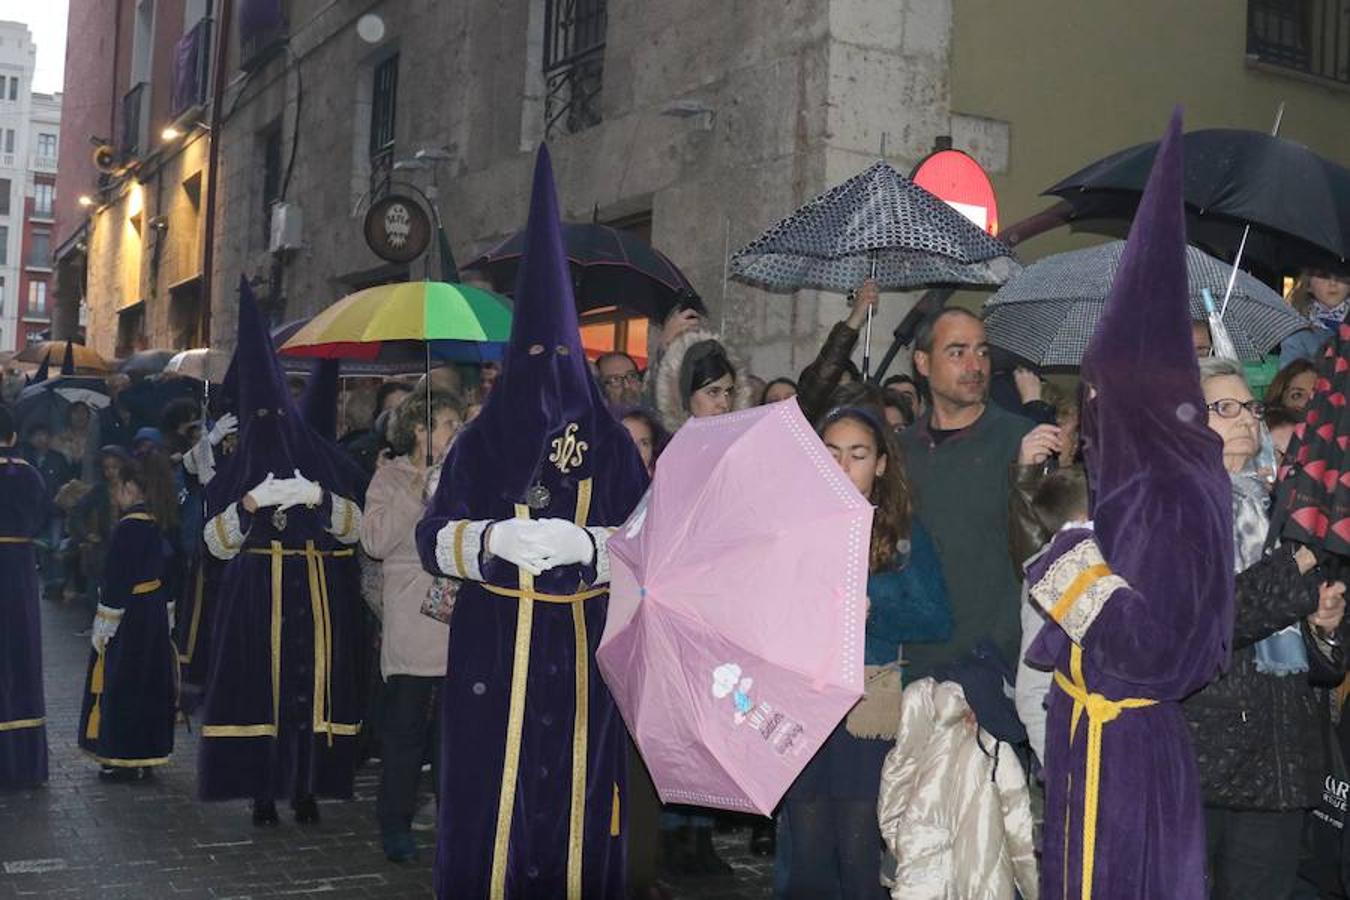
[
  {"xmin": 204, "ymin": 502, "xmax": 246, "ymax": 560},
  {"xmin": 586, "ymin": 526, "xmax": 615, "ymax": 586},
  {"xmin": 328, "ymin": 494, "xmax": 362, "ymax": 544},
  {"xmin": 1027, "ymin": 536, "xmax": 1128, "ymax": 643},
  {"xmin": 436, "ymin": 519, "xmax": 488, "ymax": 581},
  {"xmin": 183, "ymin": 436, "xmax": 217, "ymax": 483},
  {"xmin": 93, "ymin": 603, "xmax": 124, "ymax": 649}
]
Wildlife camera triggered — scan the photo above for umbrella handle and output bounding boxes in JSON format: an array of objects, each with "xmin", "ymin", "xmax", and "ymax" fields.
[
  {"xmin": 863, "ymin": 307, "xmax": 874, "ymax": 380},
  {"xmin": 862, "ymin": 254, "xmax": 878, "ymax": 379}
]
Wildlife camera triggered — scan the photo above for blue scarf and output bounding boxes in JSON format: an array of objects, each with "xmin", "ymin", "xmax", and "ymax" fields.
[
  {"xmin": 1232, "ymin": 472, "xmax": 1309, "ymax": 676},
  {"xmin": 1309, "ymin": 299, "xmax": 1350, "ymax": 335}
]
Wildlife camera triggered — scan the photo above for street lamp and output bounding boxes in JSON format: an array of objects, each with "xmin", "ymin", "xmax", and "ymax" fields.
[
  {"xmin": 77, "ymin": 195, "xmax": 94, "ymax": 208},
  {"xmin": 161, "ymin": 126, "xmax": 183, "ymax": 142}
]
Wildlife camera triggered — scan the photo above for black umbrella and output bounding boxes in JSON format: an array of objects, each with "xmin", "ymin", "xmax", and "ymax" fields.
[
  {"xmin": 118, "ymin": 349, "xmax": 178, "ymax": 377},
  {"xmin": 1047, "ymin": 129, "xmax": 1350, "ymax": 273},
  {"xmin": 730, "ymin": 159, "xmax": 1019, "ymax": 375},
  {"xmin": 981, "ymin": 241, "xmax": 1308, "ymax": 366},
  {"xmin": 466, "ymin": 222, "xmax": 700, "ymax": 321},
  {"xmin": 15, "ymin": 376, "xmax": 111, "ymax": 435}
]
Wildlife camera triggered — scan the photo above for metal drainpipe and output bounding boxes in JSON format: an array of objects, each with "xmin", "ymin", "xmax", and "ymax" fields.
[{"xmin": 199, "ymin": 0, "xmax": 231, "ymax": 346}]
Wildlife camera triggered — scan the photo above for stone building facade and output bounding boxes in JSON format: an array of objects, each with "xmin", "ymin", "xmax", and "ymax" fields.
[{"xmin": 58, "ymin": 1, "xmax": 1350, "ymax": 378}]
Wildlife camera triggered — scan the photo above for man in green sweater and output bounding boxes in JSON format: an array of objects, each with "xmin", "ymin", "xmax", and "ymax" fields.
[{"xmin": 898, "ymin": 308, "xmax": 1060, "ymax": 678}]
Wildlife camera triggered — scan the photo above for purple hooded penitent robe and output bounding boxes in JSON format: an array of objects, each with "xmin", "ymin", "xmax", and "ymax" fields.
[
  {"xmin": 1024, "ymin": 110, "xmax": 1235, "ymax": 900},
  {"xmin": 416, "ymin": 147, "xmax": 648, "ymax": 899},
  {"xmin": 197, "ymin": 279, "xmax": 367, "ymax": 802},
  {"xmin": 0, "ymin": 450, "xmax": 48, "ymax": 788},
  {"xmin": 77, "ymin": 505, "xmax": 176, "ymax": 768}
]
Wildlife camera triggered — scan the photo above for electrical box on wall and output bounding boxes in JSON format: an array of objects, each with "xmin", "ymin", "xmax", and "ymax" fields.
[{"xmin": 269, "ymin": 202, "xmax": 303, "ymax": 252}]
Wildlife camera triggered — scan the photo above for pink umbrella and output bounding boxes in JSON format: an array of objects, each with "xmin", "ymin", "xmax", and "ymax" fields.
[{"xmin": 597, "ymin": 400, "xmax": 873, "ymax": 815}]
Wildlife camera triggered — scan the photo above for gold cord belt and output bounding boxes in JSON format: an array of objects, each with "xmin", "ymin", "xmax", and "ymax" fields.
[
  {"xmin": 1053, "ymin": 644, "xmax": 1156, "ymax": 900},
  {"xmin": 490, "ymin": 477, "xmax": 597, "ymax": 900},
  {"xmin": 201, "ymin": 543, "xmax": 357, "ymax": 740}
]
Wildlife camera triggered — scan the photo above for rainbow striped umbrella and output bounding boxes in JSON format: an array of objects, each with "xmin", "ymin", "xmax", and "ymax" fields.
[{"xmin": 278, "ymin": 281, "xmax": 512, "ymax": 362}]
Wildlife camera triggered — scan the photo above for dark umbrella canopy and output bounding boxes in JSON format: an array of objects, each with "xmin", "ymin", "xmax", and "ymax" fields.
[
  {"xmin": 467, "ymin": 222, "xmax": 699, "ymax": 320},
  {"xmin": 15, "ymin": 376, "xmax": 111, "ymax": 435},
  {"xmin": 982, "ymin": 241, "xmax": 1309, "ymax": 366},
  {"xmin": 1047, "ymin": 129, "xmax": 1350, "ymax": 272},
  {"xmin": 730, "ymin": 160, "xmax": 1019, "ymax": 293},
  {"xmin": 118, "ymin": 349, "xmax": 177, "ymax": 376},
  {"xmin": 1272, "ymin": 321, "xmax": 1350, "ymax": 557}
]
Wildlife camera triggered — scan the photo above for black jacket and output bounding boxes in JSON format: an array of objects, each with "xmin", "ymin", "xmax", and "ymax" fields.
[{"xmin": 1182, "ymin": 544, "xmax": 1346, "ymax": 810}]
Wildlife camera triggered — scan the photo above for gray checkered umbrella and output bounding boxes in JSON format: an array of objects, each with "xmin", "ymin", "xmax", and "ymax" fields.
[
  {"xmin": 730, "ymin": 161, "xmax": 1020, "ymax": 293},
  {"xmin": 982, "ymin": 241, "xmax": 1309, "ymax": 366}
]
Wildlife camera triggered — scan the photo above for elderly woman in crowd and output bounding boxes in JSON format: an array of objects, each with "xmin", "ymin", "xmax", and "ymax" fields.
[
  {"xmin": 360, "ymin": 386, "xmax": 463, "ymax": 863},
  {"xmin": 1182, "ymin": 356, "xmax": 1347, "ymax": 898}
]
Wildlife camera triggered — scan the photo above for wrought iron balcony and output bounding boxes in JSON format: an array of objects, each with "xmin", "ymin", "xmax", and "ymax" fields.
[{"xmin": 544, "ymin": 0, "xmax": 607, "ymax": 137}]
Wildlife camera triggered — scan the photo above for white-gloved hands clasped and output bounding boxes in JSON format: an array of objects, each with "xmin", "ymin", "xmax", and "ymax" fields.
[
  {"xmin": 486, "ymin": 519, "xmax": 554, "ymax": 576},
  {"xmin": 246, "ymin": 472, "xmax": 284, "ymax": 509},
  {"xmin": 485, "ymin": 518, "xmax": 597, "ymax": 576},
  {"xmin": 274, "ymin": 469, "xmax": 324, "ymax": 511},
  {"xmin": 208, "ymin": 412, "xmax": 239, "ymax": 446},
  {"xmin": 530, "ymin": 518, "xmax": 595, "ymax": 569}
]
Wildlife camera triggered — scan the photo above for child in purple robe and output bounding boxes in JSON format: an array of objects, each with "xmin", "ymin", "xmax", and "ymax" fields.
[{"xmin": 77, "ymin": 454, "xmax": 178, "ymax": 780}]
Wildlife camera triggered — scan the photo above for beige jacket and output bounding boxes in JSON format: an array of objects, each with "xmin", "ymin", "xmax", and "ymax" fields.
[
  {"xmin": 878, "ymin": 678, "xmax": 1038, "ymax": 900},
  {"xmin": 360, "ymin": 456, "xmax": 449, "ymax": 678}
]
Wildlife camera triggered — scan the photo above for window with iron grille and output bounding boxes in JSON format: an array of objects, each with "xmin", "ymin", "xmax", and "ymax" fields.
[
  {"xmin": 34, "ymin": 182, "xmax": 53, "ymax": 218},
  {"xmin": 544, "ymin": 0, "xmax": 607, "ymax": 138},
  {"xmin": 369, "ymin": 54, "xmax": 399, "ymax": 196},
  {"xmin": 1248, "ymin": 0, "xmax": 1350, "ymax": 84}
]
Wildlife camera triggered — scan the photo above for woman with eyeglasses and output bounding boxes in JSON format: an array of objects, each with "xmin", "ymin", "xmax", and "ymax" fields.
[{"xmin": 1182, "ymin": 356, "xmax": 1347, "ymax": 897}]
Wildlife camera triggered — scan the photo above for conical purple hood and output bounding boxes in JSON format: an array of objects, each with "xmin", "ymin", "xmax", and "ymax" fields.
[
  {"xmin": 1080, "ymin": 108, "xmax": 1225, "ymax": 498},
  {"xmin": 470, "ymin": 144, "xmax": 614, "ymax": 501},
  {"xmin": 300, "ymin": 358, "xmax": 341, "ymax": 441},
  {"xmin": 206, "ymin": 278, "xmax": 364, "ymax": 515}
]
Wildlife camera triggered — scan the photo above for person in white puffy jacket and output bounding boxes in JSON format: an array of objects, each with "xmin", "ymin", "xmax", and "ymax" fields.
[{"xmin": 877, "ymin": 678, "xmax": 1038, "ymax": 900}]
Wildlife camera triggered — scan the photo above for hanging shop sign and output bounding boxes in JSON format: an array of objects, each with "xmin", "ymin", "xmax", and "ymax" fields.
[{"xmin": 365, "ymin": 194, "xmax": 431, "ymax": 263}]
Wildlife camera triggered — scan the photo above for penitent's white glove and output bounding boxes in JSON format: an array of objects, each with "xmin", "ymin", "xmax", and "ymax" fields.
[
  {"xmin": 486, "ymin": 519, "xmax": 555, "ymax": 577},
  {"xmin": 246, "ymin": 472, "xmax": 283, "ymax": 509},
  {"xmin": 275, "ymin": 469, "xmax": 324, "ymax": 511},
  {"xmin": 208, "ymin": 413, "xmax": 238, "ymax": 446},
  {"xmin": 530, "ymin": 518, "xmax": 595, "ymax": 569}
]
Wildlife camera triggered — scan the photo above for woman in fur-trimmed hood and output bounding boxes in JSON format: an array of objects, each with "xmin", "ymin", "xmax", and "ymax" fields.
[{"xmin": 653, "ymin": 328, "xmax": 754, "ymax": 432}]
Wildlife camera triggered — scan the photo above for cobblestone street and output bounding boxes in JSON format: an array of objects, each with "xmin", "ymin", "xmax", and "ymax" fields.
[{"xmin": 0, "ymin": 599, "xmax": 772, "ymax": 899}]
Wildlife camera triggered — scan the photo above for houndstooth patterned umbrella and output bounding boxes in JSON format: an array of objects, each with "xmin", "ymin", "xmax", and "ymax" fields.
[
  {"xmin": 982, "ymin": 241, "xmax": 1309, "ymax": 366},
  {"xmin": 730, "ymin": 161, "xmax": 1020, "ymax": 293}
]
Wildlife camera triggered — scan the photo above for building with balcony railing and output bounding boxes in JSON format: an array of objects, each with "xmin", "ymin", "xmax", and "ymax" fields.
[{"xmin": 0, "ymin": 22, "xmax": 61, "ymax": 352}]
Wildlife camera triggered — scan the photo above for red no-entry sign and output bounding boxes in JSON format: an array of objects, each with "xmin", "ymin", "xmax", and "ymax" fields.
[{"xmin": 913, "ymin": 149, "xmax": 1000, "ymax": 237}]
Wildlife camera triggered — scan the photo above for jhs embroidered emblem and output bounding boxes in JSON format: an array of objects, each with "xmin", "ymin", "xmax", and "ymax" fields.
[{"xmin": 548, "ymin": 423, "xmax": 588, "ymax": 474}]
